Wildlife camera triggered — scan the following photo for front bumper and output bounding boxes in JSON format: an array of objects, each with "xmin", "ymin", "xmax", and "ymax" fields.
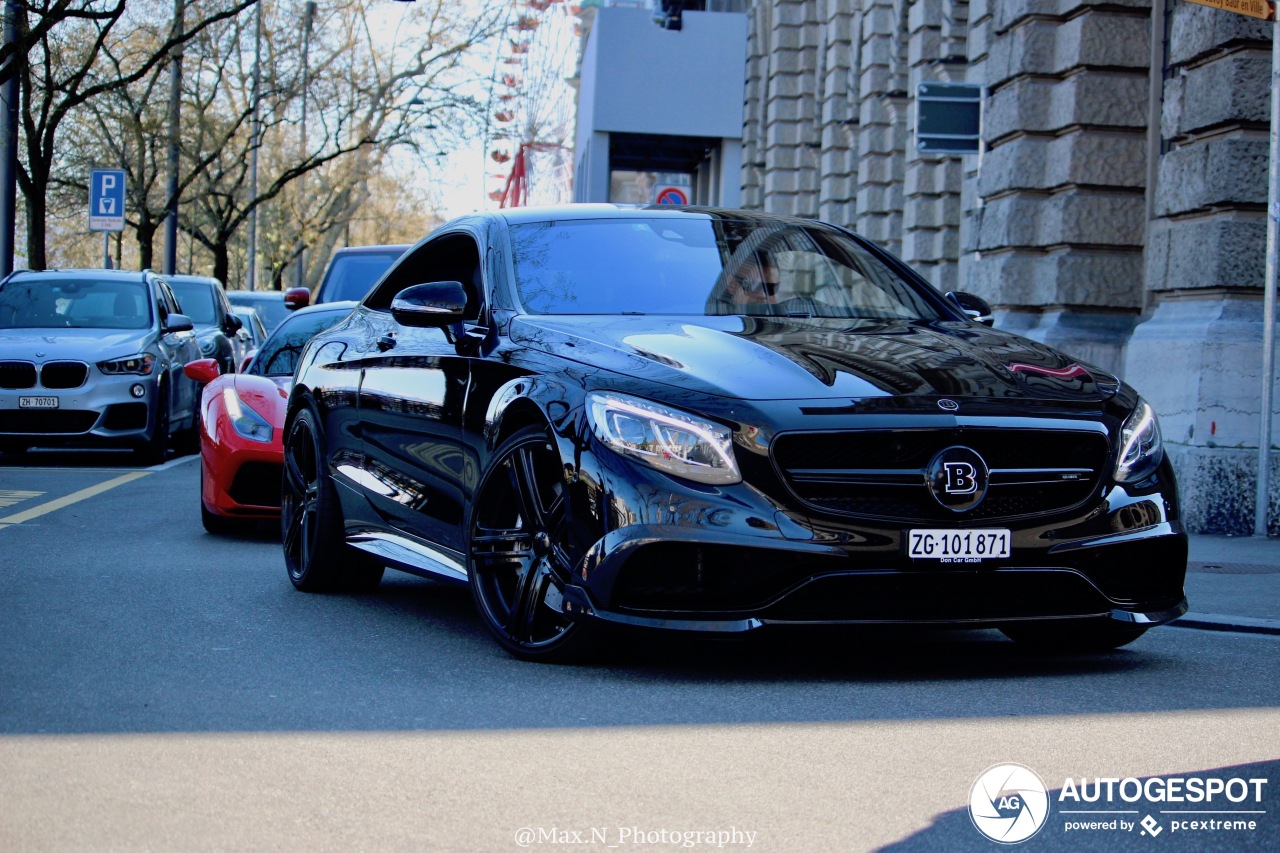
[
  {"xmin": 0, "ymin": 373, "xmax": 160, "ymax": 447},
  {"xmin": 554, "ymin": 439, "xmax": 1189, "ymax": 635}
]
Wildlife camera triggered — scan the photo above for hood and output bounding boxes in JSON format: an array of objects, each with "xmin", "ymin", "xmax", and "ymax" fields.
[
  {"xmin": 0, "ymin": 327, "xmax": 156, "ymax": 363},
  {"xmin": 508, "ymin": 315, "xmax": 1116, "ymax": 403}
]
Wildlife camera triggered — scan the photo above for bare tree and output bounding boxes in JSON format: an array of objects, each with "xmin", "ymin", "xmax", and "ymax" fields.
[{"xmin": 17, "ymin": 0, "xmax": 255, "ymax": 269}]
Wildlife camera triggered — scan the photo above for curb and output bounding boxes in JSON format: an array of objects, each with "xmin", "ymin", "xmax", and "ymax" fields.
[{"xmin": 1171, "ymin": 612, "xmax": 1280, "ymax": 636}]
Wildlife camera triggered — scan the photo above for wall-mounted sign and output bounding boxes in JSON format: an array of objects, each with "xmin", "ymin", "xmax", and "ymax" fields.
[
  {"xmin": 916, "ymin": 82, "xmax": 983, "ymax": 155},
  {"xmin": 654, "ymin": 185, "xmax": 689, "ymax": 205},
  {"xmin": 1184, "ymin": 0, "xmax": 1274, "ymax": 20}
]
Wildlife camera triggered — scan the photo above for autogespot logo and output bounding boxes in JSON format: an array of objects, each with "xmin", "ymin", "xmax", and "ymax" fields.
[{"xmin": 970, "ymin": 763, "xmax": 1050, "ymax": 844}]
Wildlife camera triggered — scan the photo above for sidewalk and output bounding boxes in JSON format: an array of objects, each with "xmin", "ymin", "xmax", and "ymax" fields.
[{"xmin": 1177, "ymin": 534, "xmax": 1280, "ymax": 635}]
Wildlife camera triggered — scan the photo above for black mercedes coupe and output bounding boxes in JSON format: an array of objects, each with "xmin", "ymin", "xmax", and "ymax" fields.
[{"xmin": 282, "ymin": 205, "xmax": 1187, "ymax": 661}]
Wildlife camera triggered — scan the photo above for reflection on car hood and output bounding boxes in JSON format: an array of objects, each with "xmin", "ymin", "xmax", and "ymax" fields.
[
  {"xmin": 509, "ymin": 315, "xmax": 1116, "ymax": 402},
  {"xmin": 0, "ymin": 327, "xmax": 155, "ymax": 362}
]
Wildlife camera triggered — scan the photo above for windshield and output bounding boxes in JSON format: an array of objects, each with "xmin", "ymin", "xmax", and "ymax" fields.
[
  {"xmin": 509, "ymin": 218, "xmax": 947, "ymax": 320},
  {"xmin": 250, "ymin": 310, "xmax": 348, "ymax": 377},
  {"xmin": 228, "ymin": 292, "xmax": 291, "ymax": 332},
  {"xmin": 168, "ymin": 280, "xmax": 218, "ymax": 325},
  {"xmin": 320, "ymin": 252, "xmax": 403, "ymax": 302},
  {"xmin": 0, "ymin": 279, "xmax": 152, "ymax": 330}
]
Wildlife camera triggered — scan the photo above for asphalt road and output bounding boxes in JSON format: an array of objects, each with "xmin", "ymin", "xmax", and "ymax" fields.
[{"xmin": 1, "ymin": 449, "xmax": 1278, "ymax": 852}]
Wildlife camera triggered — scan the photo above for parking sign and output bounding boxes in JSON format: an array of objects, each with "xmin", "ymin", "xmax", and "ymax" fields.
[{"xmin": 89, "ymin": 169, "xmax": 126, "ymax": 232}]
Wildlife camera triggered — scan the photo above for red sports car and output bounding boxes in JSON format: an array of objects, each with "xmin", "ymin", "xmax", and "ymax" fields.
[{"xmin": 184, "ymin": 301, "xmax": 357, "ymax": 534}]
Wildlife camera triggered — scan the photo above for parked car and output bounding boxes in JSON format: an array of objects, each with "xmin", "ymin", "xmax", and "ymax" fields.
[
  {"xmin": 227, "ymin": 290, "xmax": 293, "ymax": 334},
  {"xmin": 311, "ymin": 244, "xmax": 409, "ymax": 304},
  {"xmin": 184, "ymin": 302, "xmax": 358, "ymax": 534},
  {"xmin": 281, "ymin": 205, "xmax": 1188, "ymax": 662},
  {"xmin": 0, "ymin": 269, "xmax": 201, "ymax": 463},
  {"xmin": 167, "ymin": 275, "xmax": 250, "ymax": 375},
  {"xmin": 232, "ymin": 307, "xmax": 267, "ymax": 354}
]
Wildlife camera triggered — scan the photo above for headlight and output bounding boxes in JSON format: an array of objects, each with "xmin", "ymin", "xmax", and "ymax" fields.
[
  {"xmin": 586, "ymin": 391, "xmax": 740, "ymax": 485},
  {"xmin": 200, "ymin": 338, "xmax": 218, "ymax": 356},
  {"xmin": 98, "ymin": 353, "xmax": 156, "ymax": 375},
  {"xmin": 223, "ymin": 387, "xmax": 273, "ymax": 443},
  {"xmin": 1114, "ymin": 398, "xmax": 1163, "ymax": 483}
]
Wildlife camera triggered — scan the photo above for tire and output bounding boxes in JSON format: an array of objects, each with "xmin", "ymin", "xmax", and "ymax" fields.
[
  {"xmin": 200, "ymin": 469, "xmax": 252, "ymax": 535},
  {"xmin": 281, "ymin": 404, "xmax": 384, "ymax": 593},
  {"xmin": 136, "ymin": 384, "xmax": 170, "ymax": 466},
  {"xmin": 468, "ymin": 424, "xmax": 600, "ymax": 663},
  {"xmin": 1000, "ymin": 619, "xmax": 1149, "ymax": 653}
]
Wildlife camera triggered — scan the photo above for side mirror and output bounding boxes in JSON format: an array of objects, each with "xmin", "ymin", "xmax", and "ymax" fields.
[
  {"xmin": 391, "ymin": 281, "xmax": 468, "ymax": 328},
  {"xmin": 165, "ymin": 312, "xmax": 195, "ymax": 333},
  {"xmin": 284, "ymin": 287, "xmax": 311, "ymax": 310},
  {"xmin": 239, "ymin": 351, "xmax": 256, "ymax": 374},
  {"xmin": 222, "ymin": 313, "xmax": 243, "ymax": 335},
  {"xmin": 944, "ymin": 291, "xmax": 994, "ymax": 326},
  {"xmin": 183, "ymin": 358, "xmax": 220, "ymax": 384}
]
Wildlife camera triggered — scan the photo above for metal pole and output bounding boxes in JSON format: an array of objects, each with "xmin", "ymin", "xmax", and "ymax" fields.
[
  {"xmin": 295, "ymin": 1, "xmax": 315, "ymax": 290},
  {"xmin": 102, "ymin": 232, "xmax": 110, "ymax": 269},
  {"xmin": 245, "ymin": 1, "xmax": 262, "ymax": 291},
  {"xmin": 1257, "ymin": 20, "xmax": 1280, "ymax": 538},
  {"xmin": 163, "ymin": 0, "xmax": 185, "ymax": 276},
  {"xmin": 0, "ymin": 1, "xmax": 19, "ymax": 276}
]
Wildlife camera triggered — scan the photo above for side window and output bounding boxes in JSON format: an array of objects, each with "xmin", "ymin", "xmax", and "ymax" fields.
[
  {"xmin": 155, "ymin": 282, "xmax": 175, "ymax": 321},
  {"xmin": 367, "ymin": 233, "xmax": 484, "ymax": 324}
]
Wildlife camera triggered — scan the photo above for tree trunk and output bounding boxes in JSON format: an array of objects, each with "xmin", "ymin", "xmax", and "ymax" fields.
[
  {"xmin": 212, "ymin": 240, "xmax": 229, "ymax": 287},
  {"xmin": 23, "ymin": 177, "xmax": 46, "ymax": 270},
  {"xmin": 135, "ymin": 214, "xmax": 158, "ymax": 271}
]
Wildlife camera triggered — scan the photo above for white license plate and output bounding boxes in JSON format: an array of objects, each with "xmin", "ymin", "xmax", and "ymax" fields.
[
  {"xmin": 18, "ymin": 396, "xmax": 59, "ymax": 409},
  {"xmin": 908, "ymin": 528, "xmax": 1010, "ymax": 562}
]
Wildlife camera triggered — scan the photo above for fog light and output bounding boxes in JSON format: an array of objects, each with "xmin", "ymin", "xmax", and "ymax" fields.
[{"xmin": 131, "ymin": 384, "xmax": 146, "ymax": 398}]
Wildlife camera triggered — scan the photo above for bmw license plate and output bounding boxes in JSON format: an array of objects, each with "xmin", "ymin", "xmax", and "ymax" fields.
[
  {"xmin": 19, "ymin": 396, "xmax": 58, "ymax": 409},
  {"xmin": 908, "ymin": 529, "xmax": 1010, "ymax": 562}
]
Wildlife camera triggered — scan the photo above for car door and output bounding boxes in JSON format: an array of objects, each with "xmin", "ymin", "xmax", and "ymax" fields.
[
  {"xmin": 154, "ymin": 279, "xmax": 199, "ymax": 426},
  {"xmin": 352, "ymin": 230, "xmax": 485, "ymax": 553}
]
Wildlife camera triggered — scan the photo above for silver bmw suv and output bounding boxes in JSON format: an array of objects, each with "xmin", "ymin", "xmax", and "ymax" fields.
[{"xmin": 0, "ymin": 269, "xmax": 202, "ymax": 463}]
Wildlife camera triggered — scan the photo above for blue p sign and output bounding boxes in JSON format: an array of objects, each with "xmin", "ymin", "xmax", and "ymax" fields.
[{"xmin": 89, "ymin": 168, "xmax": 126, "ymax": 232}]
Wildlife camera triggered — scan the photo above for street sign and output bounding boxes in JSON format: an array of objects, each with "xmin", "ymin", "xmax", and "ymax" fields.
[
  {"xmin": 88, "ymin": 168, "xmax": 126, "ymax": 232},
  {"xmin": 654, "ymin": 185, "xmax": 689, "ymax": 205},
  {"xmin": 916, "ymin": 82, "xmax": 983, "ymax": 155},
  {"xmin": 1184, "ymin": 0, "xmax": 1275, "ymax": 20}
]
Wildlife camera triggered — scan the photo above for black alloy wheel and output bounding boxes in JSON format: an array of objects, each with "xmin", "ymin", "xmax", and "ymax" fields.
[
  {"xmin": 469, "ymin": 425, "xmax": 597, "ymax": 662},
  {"xmin": 281, "ymin": 405, "xmax": 384, "ymax": 593},
  {"xmin": 1000, "ymin": 619, "xmax": 1148, "ymax": 652}
]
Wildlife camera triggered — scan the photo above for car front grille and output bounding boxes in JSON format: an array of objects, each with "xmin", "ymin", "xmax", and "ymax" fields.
[
  {"xmin": 772, "ymin": 426, "xmax": 1111, "ymax": 523},
  {"xmin": 0, "ymin": 409, "xmax": 100, "ymax": 434},
  {"xmin": 0, "ymin": 361, "xmax": 36, "ymax": 389},
  {"xmin": 229, "ymin": 461, "xmax": 282, "ymax": 508},
  {"xmin": 40, "ymin": 361, "xmax": 88, "ymax": 389}
]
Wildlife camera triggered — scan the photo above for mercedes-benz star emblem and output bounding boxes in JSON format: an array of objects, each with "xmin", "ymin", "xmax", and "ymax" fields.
[
  {"xmin": 937, "ymin": 398, "xmax": 959, "ymax": 411},
  {"xmin": 926, "ymin": 446, "xmax": 990, "ymax": 512}
]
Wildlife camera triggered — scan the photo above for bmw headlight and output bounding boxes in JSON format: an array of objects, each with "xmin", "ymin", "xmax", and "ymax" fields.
[
  {"xmin": 98, "ymin": 353, "xmax": 156, "ymax": 375},
  {"xmin": 223, "ymin": 387, "xmax": 273, "ymax": 443},
  {"xmin": 1114, "ymin": 398, "xmax": 1163, "ymax": 483},
  {"xmin": 586, "ymin": 391, "xmax": 740, "ymax": 485}
]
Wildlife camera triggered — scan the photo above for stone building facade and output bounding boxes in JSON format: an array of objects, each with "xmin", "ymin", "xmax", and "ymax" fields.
[{"xmin": 741, "ymin": 0, "xmax": 1277, "ymax": 534}]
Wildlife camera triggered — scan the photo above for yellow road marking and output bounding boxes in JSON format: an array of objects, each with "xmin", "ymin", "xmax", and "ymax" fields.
[
  {"xmin": 0, "ymin": 489, "xmax": 44, "ymax": 509},
  {"xmin": 0, "ymin": 472, "xmax": 150, "ymax": 527}
]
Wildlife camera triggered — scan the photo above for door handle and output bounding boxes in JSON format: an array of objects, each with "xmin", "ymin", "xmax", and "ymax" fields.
[{"xmin": 376, "ymin": 334, "xmax": 397, "ymax": 352}]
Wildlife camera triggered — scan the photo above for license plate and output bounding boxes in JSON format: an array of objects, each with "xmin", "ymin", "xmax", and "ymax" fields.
[
  {"xmin": 18, "ymin": 396, "xmax": 58, "ymax": 409},
  {"xmin": 908, "ymin": 528, "xmax": 1010, "ymax": 562}
]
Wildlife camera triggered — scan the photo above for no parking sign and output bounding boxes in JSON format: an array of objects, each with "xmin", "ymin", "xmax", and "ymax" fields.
[{"xmin": 654, "ymin": 185, "xmax": 689, "ymax": 205}]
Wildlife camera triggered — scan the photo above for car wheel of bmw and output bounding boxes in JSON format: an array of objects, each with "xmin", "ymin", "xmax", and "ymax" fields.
[
  {"xmin": 1000, "ymin": 619, "xmax": 1148, "ymax": 653},
  {"xmin": 469, "ymin": 425, "xmax": 597, "ymax": 662},
  {"xmin": 281, "ymin": 405, "xmax": 384, "ymax": 593},
  {"xmin": 136, "ymin": 384, "xmax": 169, "ymax": 466}
]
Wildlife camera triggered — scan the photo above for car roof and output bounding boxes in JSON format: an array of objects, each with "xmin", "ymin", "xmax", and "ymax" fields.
[
  {"xmin": 490, "ymin": 203, "xmax": 827, "ymax": 230},
  {"xmin": 3, "ymin": 268, "xmax": 154, "ymax": 284},
  {"xmin": 282, "ymin": 300, "xmax": 358, "ymax": 318},
  {"xmin": 166, "ymin": 274, "xmax": 223, "ymax": 287},
  {"xmin": 226, "ymin": 290, "xmax": 283, "ymax": 300},
  {"xmin": 331, "ymin": 244, "xmax": 410, "ymax": 255}
]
